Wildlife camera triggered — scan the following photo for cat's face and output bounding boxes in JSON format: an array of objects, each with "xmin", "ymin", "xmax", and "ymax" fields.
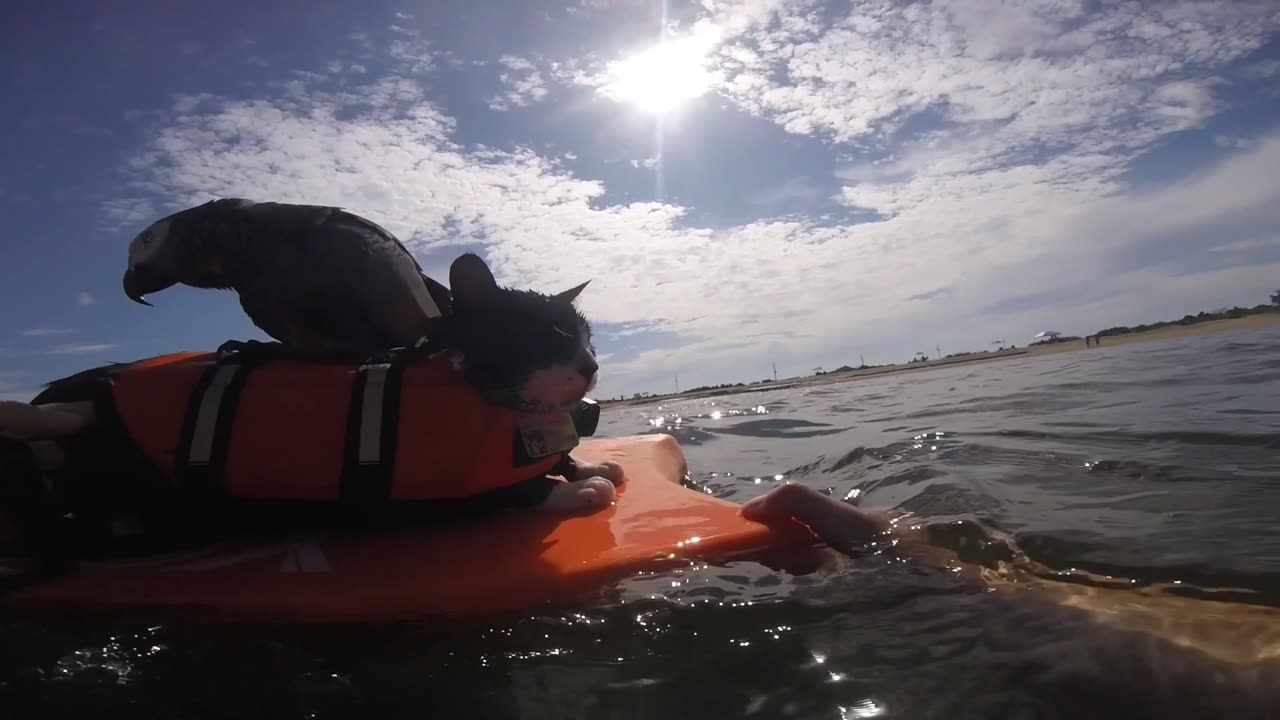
[{"xmin": 443, "ymin": 253, "xmax": 598, "ymax": 414}]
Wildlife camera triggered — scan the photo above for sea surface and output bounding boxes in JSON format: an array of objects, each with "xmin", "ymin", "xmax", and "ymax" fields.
[{"xmin": 3, "ymin": 325, "xmax": 1280, "ymax": 719}]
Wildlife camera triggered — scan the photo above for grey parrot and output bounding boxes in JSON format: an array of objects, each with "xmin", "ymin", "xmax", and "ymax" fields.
[{"xmin": 121, "ymin": 198, "xmax": 452, "ymax": 356}]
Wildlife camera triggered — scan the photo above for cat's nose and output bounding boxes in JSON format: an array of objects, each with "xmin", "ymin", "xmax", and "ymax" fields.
[{"xmin": 577, "ymin": 356, "xmax": 598, "ymax": 379}]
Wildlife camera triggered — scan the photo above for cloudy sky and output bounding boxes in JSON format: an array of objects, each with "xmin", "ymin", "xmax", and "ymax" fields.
[{"xmin": 2, "ymin": 0, "xmax": 1279, "ymax": 401}]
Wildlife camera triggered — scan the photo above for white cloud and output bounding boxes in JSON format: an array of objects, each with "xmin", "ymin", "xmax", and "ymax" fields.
[
  {"xmin": 77, "ymin": 291, "xmax": 95, "ymax": 306},
  {"xmin": 489, "ymin": 55, "xmax": 550, "ymax": 111},
  {"xmin": 173, "ymin": 93, "xmax": 216, "ymax": 114},
  {"xmin": 1210, "ymin": 237, "xmax": 1272, "ymax": 254},
  {"xmin": 388, "ymin": 30, "xmax": 435, "ymax": 75},
  {"xmin": 48, "ymin": 343, "xmax": 117, "ymax": 355},
  {"xmin": 102, "ymin": 1, "xmax": 1280, "ymax": 396},
  {"xmin": 498, "ymin": 55, "xmax": 536, "ymax": 73},
  {"xmin": 710, "ymin": 1, "xmax": 1275, "ymax": 151},
  {"xmin": 102, "ymin": 197, "xmax": 155, "ymax": 232},
  {"xmin": 1214, "ymin": 135, "xmax": 1254, "ymax": 150},
  {"xmin": 1149, "ymin": 79, "xmax": 1221, "ymax": 126},
  {"xmin": 21, "ymin": 328, "xmax": 74, "ymax": 337}
]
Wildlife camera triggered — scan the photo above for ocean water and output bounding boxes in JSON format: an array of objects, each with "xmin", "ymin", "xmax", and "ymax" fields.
[{"xmin": 2, "ymin": 325, "xmax": 1279, "ymax": 719}]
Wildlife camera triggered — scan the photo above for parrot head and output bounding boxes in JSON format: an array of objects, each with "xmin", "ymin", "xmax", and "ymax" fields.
[
  {"xmin": 122, "ymin": 217, "xmax": 183, "ymax": 306},
  {"xmin": 442, "ymin": 253, "xmax": 599, "ymax": 415},
  {"xmin": 123, "ymin": 200, "xmax": 236, "ymax": 306}
]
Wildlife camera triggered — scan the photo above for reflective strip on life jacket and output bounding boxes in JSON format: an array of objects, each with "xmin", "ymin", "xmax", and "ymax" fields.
[
  {"xmin": 339, "ymin": 359, "xmax": 406, "ymax": 503},
  {"xmin": 188, "ymin": 363, "xmax": 242, "ymax": 464},
  {"xmin": 174, "ymin": 356, "xmax": 258, "ymax": 503},
  {"xmin": 356, "ymin": 363, "xmax": 390, "ymax": 464}
]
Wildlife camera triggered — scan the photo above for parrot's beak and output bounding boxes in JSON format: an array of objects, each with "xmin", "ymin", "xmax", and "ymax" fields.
[{"xmin": 122, "ymin": 265, "xmax": 173, "ymax": 306}]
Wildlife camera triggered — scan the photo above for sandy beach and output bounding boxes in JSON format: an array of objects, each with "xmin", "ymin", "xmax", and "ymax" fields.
[{"xmin": 602, "ymin": 311, "xmax": 1280, "ymax": 409}]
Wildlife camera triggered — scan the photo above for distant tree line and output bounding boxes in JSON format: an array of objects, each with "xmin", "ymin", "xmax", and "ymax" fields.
[
  {"xmin": 1093, "ymin": 302, "xmax": 1278, "ymax": 339},
  {"xmin": 603, "ymin": 290, "xmax": 1280, "ymax": 403},
  {"xmin": 813, "ymin": 362, "xmax": 887, "ymax": 376},
  {"xmin": 684, "ymin": 380, "xmax": 752, "ymax": 393},
  {"xmin": 939, "ymin": 346, "xmax": 1019, "ymax": 360}
]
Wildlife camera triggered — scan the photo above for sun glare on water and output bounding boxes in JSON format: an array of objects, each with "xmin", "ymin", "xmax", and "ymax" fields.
[{"xmin": 601, "ymin": 34, "xmax": 719, "ymax": 115}]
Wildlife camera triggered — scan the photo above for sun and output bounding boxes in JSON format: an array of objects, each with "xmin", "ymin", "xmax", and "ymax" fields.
[{"xmin": 601, "ymin": 34, "xmax": 719, "ymax": 115}]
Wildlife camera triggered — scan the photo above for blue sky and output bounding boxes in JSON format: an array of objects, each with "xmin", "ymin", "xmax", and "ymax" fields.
[{"xmin": 3, "ymin": 0, "xmax": 1280, "ymax": 401}]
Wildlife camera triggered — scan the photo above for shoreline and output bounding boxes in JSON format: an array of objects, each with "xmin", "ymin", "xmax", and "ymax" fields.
[{"xmin": 601, "ymin": 311, "xmax": 1280, "ymax": 410}]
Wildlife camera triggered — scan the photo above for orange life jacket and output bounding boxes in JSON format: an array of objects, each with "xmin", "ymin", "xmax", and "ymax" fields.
[{"xmin": 101, "ymin": 345, "xmax": 576, "ymax": 503}]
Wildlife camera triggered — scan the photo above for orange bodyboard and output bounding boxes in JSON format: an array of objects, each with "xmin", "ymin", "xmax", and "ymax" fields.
[{"xmin": 0, "ymin": 434, "xmax": 815, "ymax": 621}]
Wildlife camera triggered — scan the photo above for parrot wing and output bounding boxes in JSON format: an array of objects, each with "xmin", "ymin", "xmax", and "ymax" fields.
[
  {"xmin": 234, "ymin": 284, "xmax": 304, "ymax": 348},
  {"xmin": 227, "ymin": 202, "xmax": 447, "ymax": 354}
]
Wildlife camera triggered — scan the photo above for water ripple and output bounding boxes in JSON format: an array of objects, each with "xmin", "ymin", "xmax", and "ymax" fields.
[{"xmin": 4, "ymin": 326, "xmax": 1280, "ymax": 719}]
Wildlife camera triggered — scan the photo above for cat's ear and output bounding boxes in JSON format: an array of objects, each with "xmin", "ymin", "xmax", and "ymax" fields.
[
  {"xmin": 450, "ymin": 252, "xmax": 499, "ymax": 306},
  {"xmin": 554, "ymin": 280, "xmax": 590, "ymax": 304}
]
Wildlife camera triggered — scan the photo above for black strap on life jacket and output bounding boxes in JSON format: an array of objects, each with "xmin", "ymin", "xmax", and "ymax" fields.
[{"xmin": 338, "ymin": 349, "xmax": 410, "ymax": 504}]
